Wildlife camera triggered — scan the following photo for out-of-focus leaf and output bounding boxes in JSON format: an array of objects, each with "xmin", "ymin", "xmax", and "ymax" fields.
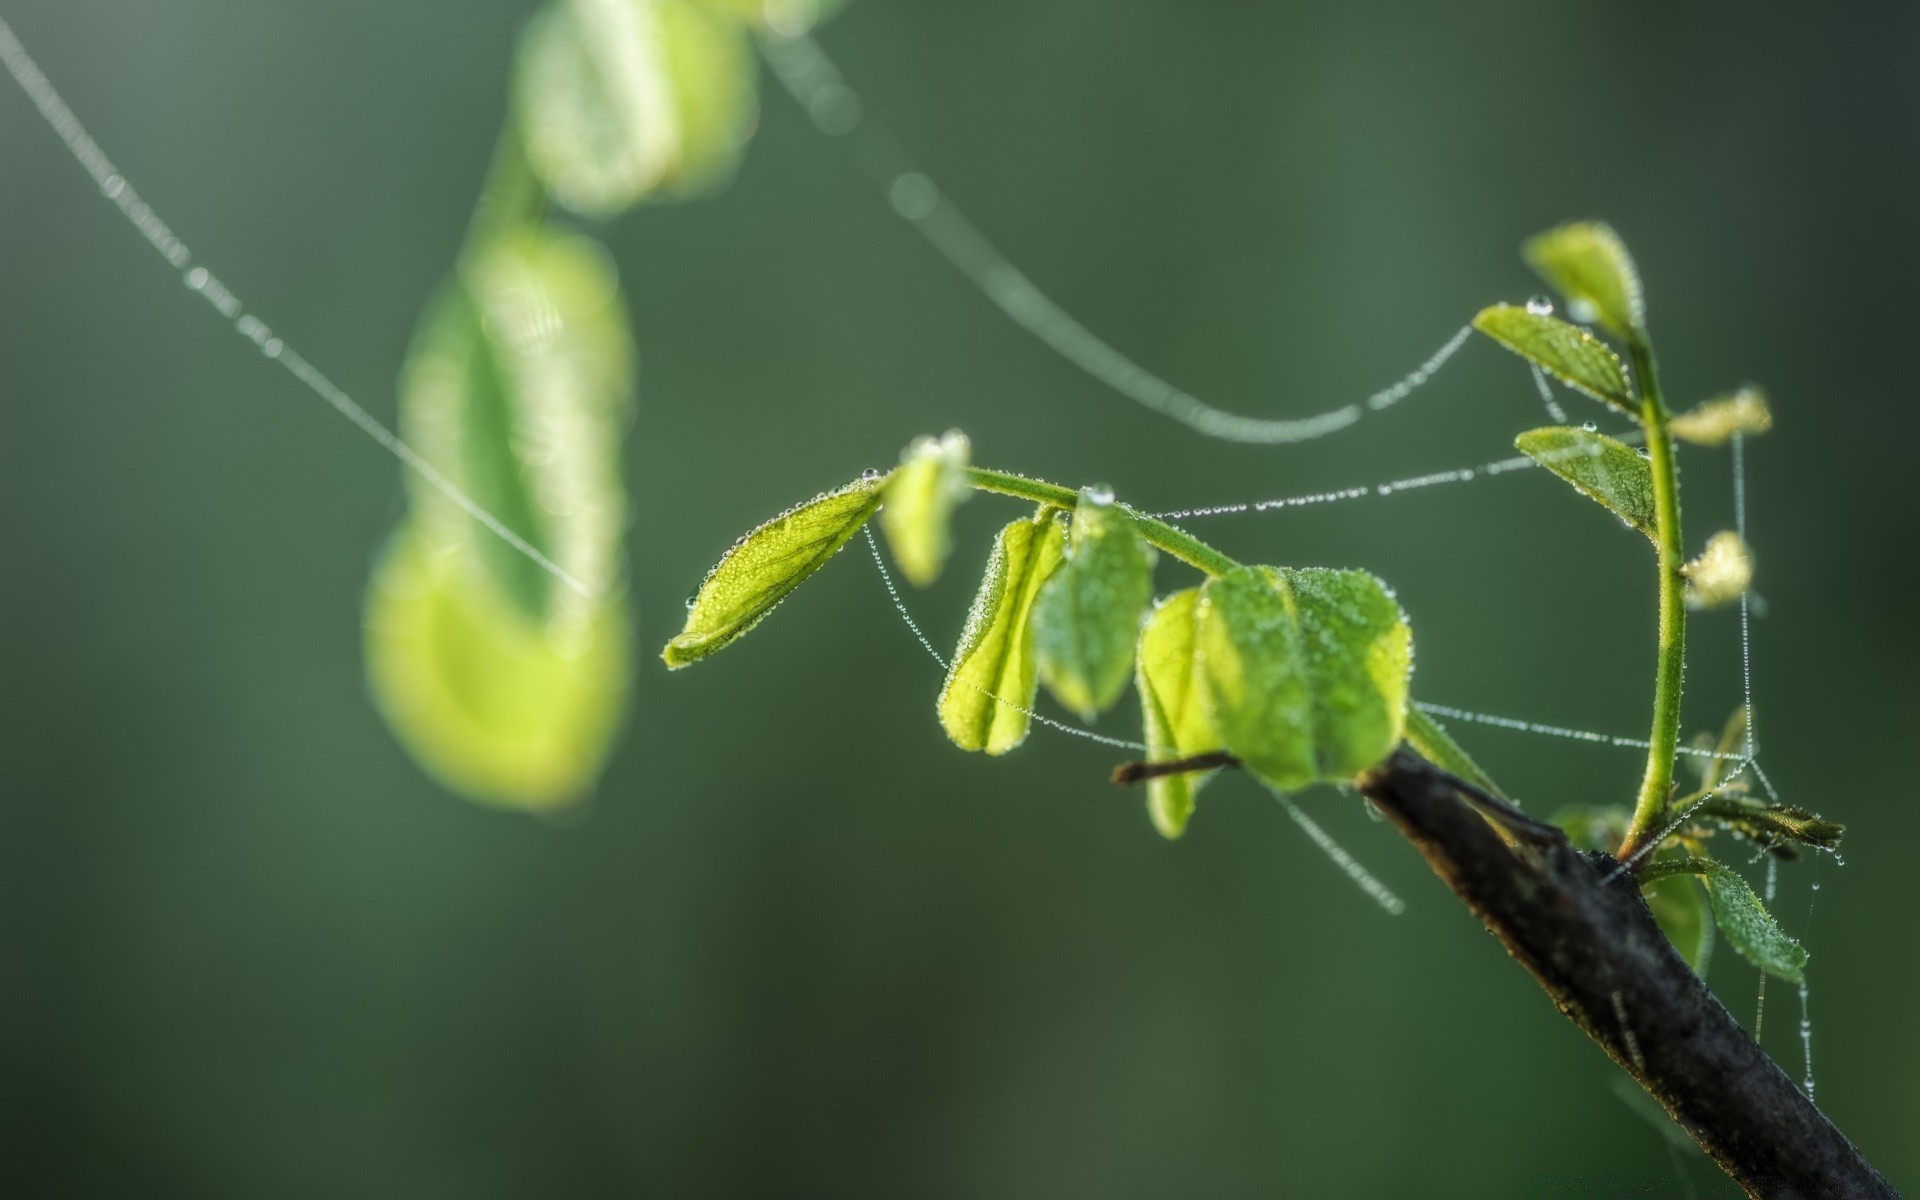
[
  {"xmin": 515, "ymin": 0, "xmax": 755, "ymax": 217},
  {"xmin": 1641, "ymin": 857, "xmax": 1808, "ymax": 983},
  {"xmin": 1473, "ymin": 305, "xmax": 1636, "ymax": 416},
  {"xmin": 1404, "ymin": 707, "xmax": 1505, "ymax": 799},
  {"xmin": 1515, "ymin": 425, "xmax": 1656, "ymax": 540},
  {"xmin": 663, "ymin": 475, "xmax": 885, "ymax": 667},
  {"xmin": 879, "ymin": 431, "xmax": 970, "ymax": 587},
  {"xmin": 1684, "ymin": 531, "xmax": 1753, "ymax": 610},
  {"xmin": 694, "ymin": 0, "xmax": 847, "ymax": 31},
  {"xmin": 938, "ymin": 512, "xmax": 1067, "ymax": 754},
  {"xmin": 1135, "ymin": 588, "xmax": 1216, "ymax": 838},
  {"xmin": 1643, "ymin": 868, "xmax": 1714, "ymax": 976},
  {"xmin": 1552, "ymin": 805, "xmax": 1628, "ymax": 855},
  {"xmin": 1197, "ymin": 566, "xmax": 1411, "ymax": 791},
  {"xmin": 401, "ymin": 226, "xmax": 636, "ymax": 623},
  {"xmin": 366, "ymin": 526, "xmax": 630, "ymax": 811},
  {"xmin": 1522, "ymin": 222, "xmax": 1646, "ymax": 342},
  {"xmin": 1033, "ymin": 490, "xmax": 1156, "ymax": 720},
  {"xmin": 1671, "ymin": 386, "xmax": 1773, "ymax": 446}
]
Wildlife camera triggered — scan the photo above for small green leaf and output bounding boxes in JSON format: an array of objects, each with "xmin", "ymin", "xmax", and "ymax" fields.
[
  {"xmin": 1135, "ymin": 588, "xmax": 1217, "ymax": 838},
  {"xmin": 663, "ymin": 475, "xmax": 886, "ymax": 667},
  {"xmin": 1641, "ymin": 858, "xmax": 1808, "ymax": 983},
  {"xmin": 365, "ymin": 525, "xmax": 630, "ymax": 811},
  {"xmin": 1643, "ymin": 869, "xmax": 1714, "ymax": 977},
  {"xmin": 1404, "ymin": 707, "xmax": 1505, "ymax": 799},
  {"xmin": 1515, "ymin": 425, "xmax": 1657, "ymax": 540},
  {"xmin": 1522, "ymin": 222, "xmax": 1646, "ymax": 342},
  {"xmin": 515, "ymin": 0, "xmax": 756, "ymax": 218},
  {"xmin": 1033, "ymin": 490, "xmax": 1157, "ymax": 720},
  {"xmin": 879, "ymin": 431, "xmax": 971, "ymax": 587},
  {"xmin": 1197, "ymin": 566, "xmax": 1411, "ymax": 791},
  {"xmin": 1473, "ymin": 304, "xmax": 1636, "ymax": 416},
  {"xmin": 1552, "ymin": 805, "xmax": 1628, "ymax": 855},
  {"xmin": 1684, "ymin": 531, "xmax": 1753, "ymax": 610},
  {"xmin": 937, "ymin": 512, "xmax": 1067, "ymax": 754},
  {"xmin": 1671, "ymin": 386, "xmax": 1773, "ymax": 446},
  {"xmin": 1696, "ymin": 794, "xmax": 1845, "ymax": 854}
]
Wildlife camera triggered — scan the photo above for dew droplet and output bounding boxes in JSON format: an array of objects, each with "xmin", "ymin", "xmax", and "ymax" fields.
[
  {"xmin": 860, "ymin": 467, "xmax": 884, "ymax": 482},
  {"xmin": 1582, "ymin": 421, "xmax": 1599, "ymax": 433},
  {"xmin": 1525, "ymin": 294, "xmax": 1555, "ymax": 316},
  {"xmin": 684, "ymin": 593, "xmax": 699, "ymax": 611},
  {"xmin": 1083, "ymin": 484, "xmax": 1115, "ymax": 506}
]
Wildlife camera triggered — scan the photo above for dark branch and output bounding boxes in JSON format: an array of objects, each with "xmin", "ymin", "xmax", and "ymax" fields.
[
  {"xmin": 1110, "ymin": 751, "xmax": 1240, "ymax": 786},
  {"xmin": 1359, "ymin": 749, "xmax": 1896, "ymax": 1199}
]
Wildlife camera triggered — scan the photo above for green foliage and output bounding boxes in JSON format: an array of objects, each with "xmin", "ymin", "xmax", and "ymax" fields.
[
  {"xmin": 1196, "ymin": 566, "xmax": 1410, "ymax": 792},
  {"xmin": 1403, "ymin": 708, "xmax": 1505, "ymax": 799},
  {"xmin": 1641, "ymin": 858, "xmax": 1809, "ymax": 983},
  {"xmin": 515, "ymin": 0, "xmax": 757, "ymax": 217},
  {"xmin": 879, "ymin": 431, "xmax": 971, "ymax": 587},
  {"xmin": 1643, "ymin": 867, "xmax": 1714, "ymax": 976},
  {"xmin": 937, "ymin": 511, "xmax": 1067, "ymax": 754},
  {"xmin": 1684, "ymin": 531, "xmax": 1754, "ymax": 610},
  {"xmin": 1671, "ymin": 386, "xmax": 1773, "ymax": 446},
  {"xmin": 1515, "ymin": 425, "xmax": 1657, "ymax": 540},
  {"xmin": 1522, "ymin": 221, "xmax": 1646, "ymax": 342},
  {"xmin": 1134, "ymin": 588, "xmax": 1215, "ymax": 838},
  {"xmin": 665, "ymin": 475, "xmax": 887, "ymax": 667},
  {"xmin": 1033, "ymin": 489, "xmax": 1158, "ymax": 721},
  {"xmin": 1473, "ymin": 304, "xmax": 1636, "ymax": 416}
]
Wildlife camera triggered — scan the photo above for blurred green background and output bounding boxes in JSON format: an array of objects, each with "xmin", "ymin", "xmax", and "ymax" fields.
[{"xmin": 4, "ymin": 1, "xmax": 1917, "ymax": 1194}]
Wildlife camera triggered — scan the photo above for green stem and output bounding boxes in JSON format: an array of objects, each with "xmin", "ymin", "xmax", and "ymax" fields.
[
  {"xmin": 964, "ymin": 466, "xmax": 1243, "ymax": 577},
  {"xmin": 460, "ymin": 122, "xmax": 544, "ymax": 264},
  {"xmin": 1619, "ymin": 340, "xmax": 1686, "ymax": 863}
]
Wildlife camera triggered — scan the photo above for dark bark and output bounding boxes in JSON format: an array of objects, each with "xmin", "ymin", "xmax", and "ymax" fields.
[{"xmin": 1357, "ymin": 749, "xmax": 1896, "ymax": 1199}]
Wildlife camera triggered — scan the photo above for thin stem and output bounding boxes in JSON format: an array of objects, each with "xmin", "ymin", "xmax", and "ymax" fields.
[
  {"xmin": 1619, "ymin": 340, "xmax": 1686, "ymax": 863},
  {"xmin": 964, "ymin": 467, "xmax": 1243, "ymax": 577}
]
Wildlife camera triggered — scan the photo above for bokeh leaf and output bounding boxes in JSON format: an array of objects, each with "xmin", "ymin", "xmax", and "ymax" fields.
[
  {"xmin": 1515, "ymin": 425, "xmax": 1656, "ymax": 540},
  {"xmin": 1404, "ymin": 707, "xmax": 1505, "ymax": 799},
  {"xmin": 1197, "ymin": 566, "xmax": 1411, "ymax": 791},
  {"xmin": 1644, "ymin": 869, "xmax": 1714, "ymax": 976},
  {"xmin": 1642, "ymin": 858, "xmax": 1808, "ymax": 983},
  {"xmin": 1135, "ymin": 588, "xmax": 1216, "ymax": 838},
  {"xmin": 1033, "ymin": 490, "xmax": 1157, "ymax": 720},
  {"xmin": 1684, "ymin": 531, "xmax": 1754, "ymax": 610},
  {"xmin": 366, "ymin": 526, "xmax": 630, "ymax": 811},
  {"xmin": 1523, "ymin": 222, "xmax": 1646, "ymax": 342},
  {"xmin": 1473, "ymin": 305, "xmax": 1636, "ymax": 416},
  {"xmin": 515, "ymin": 0, "xmax": 756, "ymax": 218},
  {"xmin": 1671, "ymin": 386, "xmax": 1773, "ymax": 446},
  {"xmin": 664, "ymin": 474, "xmax": 886, "ymax": 667},
  {"xmin": 938, "ymin": 512, "xmax": 1067, "ymax": 754},
  {"xmin": 879, "ymin": 431, "xmax": 971, "ymax": 587}
]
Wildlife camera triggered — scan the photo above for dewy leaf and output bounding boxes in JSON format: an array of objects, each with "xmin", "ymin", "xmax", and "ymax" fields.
[
  {"xmin": 879, "ymin": 431, "xmax": 971, "ymax": 587},
  {"xmin": 1671, "ymin": 386, "xmax": 1774, "ymax": 446},
  {"xmin": 1404, "ymin": 707, "xmax": 1505, "ymax": 799},
  {"xmin": 400, "ymin": 225, "xmax": 636, "ymax": 623},
  {"xmin": 1522, "ymin": 222, "xmax": 1647, "ymax": 342},
  {"xmin": 515, "ymin": 0, "xmax": 756, "ymax": 217},
  {"xmin": 938, "ymin": 512, "xmax": 1067, "ymax": 754},
  {"xmin": 1135, "ymin": 588, "xmax": 1217, "ymax": 839},
  {"xmin": 1033, "ymin": 490, "xmax": 1157, "ymax": 721},
  {"xmin": 1473, "ymin": 305, "xmax": 1636, "ymax": 416},
  {"xmin": 1643, "ymin": 869, "xmax": 1714, "ymax": 977},
  {"xmin": 1515, "ymin": 425, "xmax": 1657, "ymax": 541},
  {"xmin": 663, "ymin": 474, "xmax": 886, "ymax": 667},
  {"xmin": 1684, "ymin": 531, "xmax": 1754, "ymax": 610},
  {"xmin": 365, "ymin": 525, "xmax": 630, "ymax": 811},
  {"xmin": 1197, "ymin": 566, "xmax": 1411, "ymax": 791},
  {"xmin": 1641, "ymin": 858, "xmax": 1808, "ymax": 983}
]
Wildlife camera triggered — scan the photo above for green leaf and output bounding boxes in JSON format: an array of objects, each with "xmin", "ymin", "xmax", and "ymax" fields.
[
  {"xmin": 400, "ymin": 226, "xmax": 636, "ymax": 622},
  {"xmin": 515, "ymin": 0, "xmax": 756, "ymax": 218},
  {"xmin": 1641, "ymin": 858, "xmax": 1808, "ymax": 983},
  {"xmin": 1135, "ymin": 588, "xmax": 1217, "ymax": 838},
  {"xmin": 1643, "ymin": 869, "xmax": 1714, "ymax": 977},
  {"xmin": 1696, "ymin": 794, "xmax": 1845, "ymax": 854},
  {"xmin": 937, "ymin": 512, "xmax": 1068, "ymax": 754},
  {"xmin": 1683, "ymin": 531, "xmax": 1753, "ymax": 610},
  {"xmin": 365, "ymin": 525, "xmax": 630, "ymax": 811},
  {"xmin": 1473, "ymin": 304, "xmax": 1636, "ymax": 416},
  {"xmin": 1197, "ymin": 566, "xmax": 1411, "ymax": 791},
  {"xmin": 1522, "ymin": 222, "xmax": 1646, "ymax": 342},
  {"xmin": 1552, "ymin": 805, "xmax": 1629, "ymax": 855},
  {"xmin": 1033, "ymin": 490, "xmax": 1157, "ymax": 720},
  {"xmin": 663, "ymin": 474, "xmax": 886, "ymax": 667},
  {"xmin": 1404, "ymin": 707, "xmax": 1505, "ymax": 799},
  {"xmin": 879, "ymin": 431, "xmax": 971, "ymax": 587},
  {"xmin": 1515, "ymin": 425, "xmax": 1657, "ymax": 540},
  {"xmin": 1671, "ymin": 386, "xmax": 1773, "ymax": 446}
]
